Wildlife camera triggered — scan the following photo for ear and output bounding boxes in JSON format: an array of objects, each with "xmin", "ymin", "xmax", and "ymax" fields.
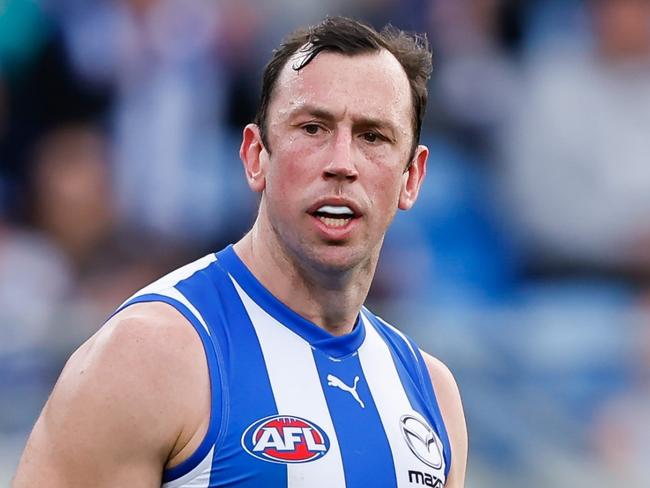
[
  {"xmin": 398, "ymin": 144, "xmax": 428, "ymax": 211},
  {"xmin": 240, "ymin": 124, "xmax": 268, "ymax": 193}
]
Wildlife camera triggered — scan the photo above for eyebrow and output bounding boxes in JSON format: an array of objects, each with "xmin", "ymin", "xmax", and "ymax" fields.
[{"xmin": 289, "ymin": 104, "xmax": 398, "ymax": 135}]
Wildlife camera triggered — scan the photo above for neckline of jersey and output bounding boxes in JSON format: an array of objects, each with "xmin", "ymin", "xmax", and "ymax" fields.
[{"xmin": 215, "ymin": 245, "xmax": 366, "ymax": 358}]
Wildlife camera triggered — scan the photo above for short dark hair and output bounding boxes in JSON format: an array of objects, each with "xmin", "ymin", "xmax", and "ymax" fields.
[{"xmin": 254, "ymin": 16, "xmax": 433, "ymax": 163}]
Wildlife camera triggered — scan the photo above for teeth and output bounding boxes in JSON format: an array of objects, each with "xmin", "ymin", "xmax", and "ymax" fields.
[
  {"xmin": 319, "ymin": 216, "xmax": 351, "ymax": 227},
  {"xmin": 317, "ymin": 205, "xmax": 354, "ymax": 216}
]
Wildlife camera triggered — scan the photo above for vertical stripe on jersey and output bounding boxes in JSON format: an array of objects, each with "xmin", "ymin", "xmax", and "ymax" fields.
[
  {"xmin": 312, "ymin": 349, "xmax": 397, "ymax": 487},
  {"xmin": 231, "ymin": 278, "xmax": 346, "ymax": 488},
  {"xmin": 369, "ymin": 315, "xmax": 451, "ymax": 478},
  {"xmin": 358, "ymin": 313, "xmax": 439, "ymax": 487},
  {"xmin": 175, "ymin": 265, "xmax": 286, "ymax": 488}
]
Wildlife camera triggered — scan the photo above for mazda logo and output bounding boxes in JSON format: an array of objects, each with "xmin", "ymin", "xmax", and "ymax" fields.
[{"xmin": 400, "ymin": 414, "xmax": 443, "ymax": 469}]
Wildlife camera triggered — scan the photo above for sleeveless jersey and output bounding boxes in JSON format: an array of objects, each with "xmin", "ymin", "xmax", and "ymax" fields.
[{"xmin": 114, "ymin": 245, "xmax": 452, "ymax": 487}]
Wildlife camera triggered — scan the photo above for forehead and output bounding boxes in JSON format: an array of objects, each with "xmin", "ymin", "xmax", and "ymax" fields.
[{"xmin": 269, "ymin": 48, "xmax": 413, "ymax": 130}]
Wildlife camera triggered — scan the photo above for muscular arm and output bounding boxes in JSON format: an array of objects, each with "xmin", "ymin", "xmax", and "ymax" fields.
[
  {"xmin": 13, "ymin": 302, "xmax": 210, "ymax": 488},
  {"xmin": 422, "ymin": 352, "xmax": 468, "ymax": 488}
]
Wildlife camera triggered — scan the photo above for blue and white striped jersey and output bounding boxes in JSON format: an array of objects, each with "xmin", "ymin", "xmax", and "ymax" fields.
[{"xmin": 115, "ymin": 245, "xmax": 451, "ymax": 487}]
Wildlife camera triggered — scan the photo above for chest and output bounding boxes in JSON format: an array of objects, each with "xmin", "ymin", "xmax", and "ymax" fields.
[{"xmin": 206, "ymin": 292, "xmax": 447, "ymax": 487}]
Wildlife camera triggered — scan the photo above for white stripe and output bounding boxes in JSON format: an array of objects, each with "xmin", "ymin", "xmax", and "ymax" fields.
[
  {"xmin": 231, "ymin": 278, "xmax": 346, "ymax": 488},
  {"xmin": 162, "ymin": 446, "xmax": 215, "ymax": 488},
  {"xmin": 121, "ymin": 253, "xmax": 217, "ymax": 307},
  {"xmin": 358, "ymin": 313, "xmax": 446, "ymax": 486}
]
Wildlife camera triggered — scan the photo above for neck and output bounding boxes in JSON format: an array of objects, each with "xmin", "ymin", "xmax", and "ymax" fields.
[{"xmin": 233, "ymin": 217, "xmax": 378, "ymax": 336}]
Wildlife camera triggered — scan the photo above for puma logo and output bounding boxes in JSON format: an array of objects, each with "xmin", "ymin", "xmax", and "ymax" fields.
[{"xmin": 326, "ymin": 374, "xmax": 365, "ymax": 408}]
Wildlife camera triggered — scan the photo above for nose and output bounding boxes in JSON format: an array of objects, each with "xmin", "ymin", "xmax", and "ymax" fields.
[{"xmin": 323, "ymin": 131, "xmax": 358, "ymax": 182}]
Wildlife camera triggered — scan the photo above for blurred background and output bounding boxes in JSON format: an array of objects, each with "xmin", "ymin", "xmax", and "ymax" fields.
[{"xmin": 1, "ymin": 0, "xmax": 650, "ymax": 486}]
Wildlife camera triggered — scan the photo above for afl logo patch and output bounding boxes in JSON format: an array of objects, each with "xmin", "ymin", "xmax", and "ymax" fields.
[
  {"xmin": 400, "ymin": 413, "xmax": 443, "ymax": 469},
  {"xmin": 242, "ymin": 415, "xmax": 330, "ymax": 464}
]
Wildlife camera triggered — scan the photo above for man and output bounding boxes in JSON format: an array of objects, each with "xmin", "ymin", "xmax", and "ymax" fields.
[{"xmin": 14, "ymin": 16, "xmax": 467, "ymax": 487}]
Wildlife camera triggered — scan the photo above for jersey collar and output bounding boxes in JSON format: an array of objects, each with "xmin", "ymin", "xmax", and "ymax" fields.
[{"xmin": 215, "ymin": 245, "xmax": 366, "ymax": 358}]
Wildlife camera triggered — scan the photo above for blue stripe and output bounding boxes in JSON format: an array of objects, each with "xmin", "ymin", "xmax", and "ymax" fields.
[
  {"xmin": 312, "ymin": 349, "xmax": 397, "ymax": 488},
  {"xmin": 364, "ymin": 312, "xmax": 452, "ymax": 478},
  {"xmin": 410, "ymin": 341, "xmax": 452, "ymax": 478},
  {"xmin": 176, "ymin": 259, "xmax": 287, "ymax": 487},
  {"xmin": 113, "ymin": 293, "xmax": 223, "ymax": 483}
]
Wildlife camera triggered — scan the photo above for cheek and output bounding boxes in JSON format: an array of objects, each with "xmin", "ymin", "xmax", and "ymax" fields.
[
  {"xmin": 264, "ymin": 152, "xmax": 312, "ymax": 208},
  {"xmin": 366, "ymin": 169, "xmax": 405, "ymax": 216},
  {"xmin": 360, "ymin": 143, "xmax": 411, "ymax": 181},
  {"xmin": 272, "ymin": 136, "xmax": 316, "ymax": 171}
]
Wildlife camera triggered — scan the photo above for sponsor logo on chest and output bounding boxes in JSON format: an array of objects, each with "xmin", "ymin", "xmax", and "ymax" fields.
[
  {"xmin": 400, "ymin": 413, "xmax": 445, "ymax": 486},
  {"xmin": 241, "ymin": 415, "xmax": 330, "ymax": 464},
  {"xmin": 408, "ymin": 469, "xmax": 444, "ymax": 487}
]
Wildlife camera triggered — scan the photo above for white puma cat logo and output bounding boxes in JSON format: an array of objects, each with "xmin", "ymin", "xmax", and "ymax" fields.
[{"xmin": 326, "ymin": 374, "xmax": 365, "ymax": 408}]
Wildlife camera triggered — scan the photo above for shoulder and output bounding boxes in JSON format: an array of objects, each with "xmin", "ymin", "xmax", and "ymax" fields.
[
  {"xmin": 74, "ymin": 302, "xmax": 210, "ymax": 460},
  {"xmin": 420, "ymin": 352, "xmax": 460, "ymax": 404},
  {"xmin": 24, "ymin": 303, "xmax": 210, "ymax": 472},
  {"xmin": 73, "ymin": 302, "xmax": 207, "ymax": 404},
  {"xmin": 92, "ymin": 301, "xmax": 205, "ymax": 368},
  {"xmin": 420, "ymin": 351, "xmax": 468, "ymax": 488}
]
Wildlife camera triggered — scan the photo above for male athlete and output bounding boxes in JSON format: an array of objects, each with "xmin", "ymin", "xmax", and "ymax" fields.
[{"xmin": 14, "ymin": 17, "xmax": 467, "ymax": 487}]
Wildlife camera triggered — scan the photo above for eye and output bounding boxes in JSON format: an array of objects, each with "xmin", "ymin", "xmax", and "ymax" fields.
[
  {"xmin": 362, "ymin": 131, "xmax": 381, "ymax": 143},
  {"xmin": 302, "ymin": 124, "xmax": 322, "ymax": 135}
]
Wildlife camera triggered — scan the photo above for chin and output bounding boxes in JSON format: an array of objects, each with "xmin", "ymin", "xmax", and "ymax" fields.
[{"xmin": 303, "ymin": 241, "xmax": 372, "ymax": 274}]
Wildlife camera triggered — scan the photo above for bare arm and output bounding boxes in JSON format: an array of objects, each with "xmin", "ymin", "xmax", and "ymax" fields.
[
  {"xmin": 422, "ymin": 352, "xmax": 468, "ymax": 488},
  {"xmin": 13, "ymin": 302, "xmax": 210, "ymax": 488}
]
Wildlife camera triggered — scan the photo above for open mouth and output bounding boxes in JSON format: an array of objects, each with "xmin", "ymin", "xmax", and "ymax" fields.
[{"xmin": 312, "ymin": 205, "xmax": 356, "ymax": 228}]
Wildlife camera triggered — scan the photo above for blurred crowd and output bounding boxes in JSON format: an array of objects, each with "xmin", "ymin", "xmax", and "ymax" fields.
[{"xmin": 2, "ymin": 0, "xmax": 650, "ymax": 486}]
